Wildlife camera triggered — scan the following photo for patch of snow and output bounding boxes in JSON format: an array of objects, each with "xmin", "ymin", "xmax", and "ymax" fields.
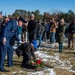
[
  {"xmin": 44, "ymin": 42, "xmax": 67, "ymax": 47},
  {"xmin": 11, "ymin": 71, "xmax": 17, "ymax": 74},
  {"xmin": 35, "ymin": 50, "xmax": 75, "ymax": 73},
  {"xmin": 26, "ymin": 68, "xmax": 56, "ymax": 75},
  {"xmin": 42, "ymin": 59, "xmax": 48, "ymax": 62},
  {"xmin": 18, "ymin": 71, "xmax": 23, "ymax": 73}
]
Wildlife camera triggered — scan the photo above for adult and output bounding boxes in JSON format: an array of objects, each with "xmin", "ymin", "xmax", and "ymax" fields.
[
  {"xmin": 46, "ymin": 22, "xmax": 50, "ymax": 39},
  {"xmin": 49, "ymin": 18, "xmax": 56, "ymax": 47},
  {"xmin": 42, "ymin": 20, "xmax": 47, "ymax": 41},
  {"xmin": 0, "ymin": 17, "xmax": 26, "ymax": 72},
  {"xmin": 50, "ymin": 18, "xmax": 56, "ymax": 43},
  {"xmin": 1, "ymin": 16, "xmax": 10, "ymax": 29},
  {"xmin": 37, "ymin": 20, "xmax": 44, "ymax": 47},
  {"xmin": 57, "ymin": 19, "xmax": 66, "ymax": 53},
  {"xmin": 22, "ymin": 22, "xmax": 28, "ymax": 42},
  {"xmin": 68, "ymin": 19, "xmax": 75, "ymax": 49},
  {"xmin": 28, "ymin": 14, "xmax": 37, "ymax": 43}
]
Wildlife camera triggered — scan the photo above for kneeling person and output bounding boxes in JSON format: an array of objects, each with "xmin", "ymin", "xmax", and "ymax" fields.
[{"xmin": 16, "ymin": 40, "xmax": 38, "ymax": 68}]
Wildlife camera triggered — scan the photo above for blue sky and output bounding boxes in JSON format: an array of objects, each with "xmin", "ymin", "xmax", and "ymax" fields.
[{"xmin": 0, "ymin": 0, "xmax": 75, "ymax": 15}]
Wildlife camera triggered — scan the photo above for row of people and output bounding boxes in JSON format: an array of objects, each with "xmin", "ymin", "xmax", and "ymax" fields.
[{"xmin": 1, "ymin": 15, "xmax": 75, "ymax": 52}]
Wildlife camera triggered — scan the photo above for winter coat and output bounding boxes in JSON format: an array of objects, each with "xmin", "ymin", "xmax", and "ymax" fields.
[
  {"xmin": 28, "ymin": 20, "xmax": 37, "ymax": 35},
  {"xmin": 46, "ymin": 24, "xmax": 50, "ymax": 32},
  {"xmin": 57, "ymin": 24, "xmax": 66, "ymax": 43},
  {"xmin": 17, "ymin": 26, "xmax": 22, "ymax": 34},
  {"xmin": 68, "ymin": 24, "xmax": 75, "ymax": 34},
  {"xmin": 42, "ymin": 22, "xmax": 47, "ymax": 32},
  {"xmin": 50, "ymin": 22, "xmax": 56, "ymax": 33},
  {"xmin": 28, "ymin": 19, "xmax": 38, "ymax": 42},
  {"xmin": 37, "ymin": 24, "xmax": 44, "ymax": 36}
]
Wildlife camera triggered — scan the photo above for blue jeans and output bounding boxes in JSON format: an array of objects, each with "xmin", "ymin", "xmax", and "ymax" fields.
[
  {"xmin": 50, "ymin": 32, "xmax": 56, "ymax": 43},
  {"xmin": 59, "ymin": 43, "xmax": 63, "ymax": 52},
  {"xmin": 37, "ymin": 34, "xmax": 42, "ymax": 47},
  {"xmin": 42, "ymin": 31, "xmax": 46, "ymax": 41},
  {"xmin": 0, "ymin": 39, "xmax": 13, "ymax": 70}
]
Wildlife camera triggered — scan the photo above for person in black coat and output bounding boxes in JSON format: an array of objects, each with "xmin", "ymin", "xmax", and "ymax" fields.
[
  {"xmin": 68, "ymin": 19, "xmax": 75, "ymax": 49},
  {"xmin": 15, "ymin": 40, "xmax": 38, "ymax": 69},
  {"xmin": 28, "ymin": 14, "xmax": 37, "ymax": 43}
]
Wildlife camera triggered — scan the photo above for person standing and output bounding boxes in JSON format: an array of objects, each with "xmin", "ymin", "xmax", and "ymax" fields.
[
  {"xmin": 0, "ymin": 17, "xmax": 26, "ymax": 72},
  {"xmin": 46, "ymin": 22, "xmax": 50, "ymax": 40},
  {"xmin": 42, "ymin": 20, "xmax": 47, "ymax": 41},
  {"xmin": 49, "ymin": 18, "xmax": 56, "ymax": 43},
  {"xmin": 28, "ymin": 14, "xmax": 37, "ymax": 43},
  {"xmin": 17, "ymin": 24, "xmax": 22, "ymax": 41},
  {"xmin": 57, "ymin": 19, "xmax": 66, "ymax": 53},
  {"xmin": 1, "ymin": 16, "xmax": 10, "ymax": 30},
  {"xmin": 50, "ymin": 21, "xmax": 56, "ymax": 47},
  {"xmin": 37, "ymin": 20, "xmax": 44, "ymax": 47},
  {"xmin": 22, "ymin": 22, "xmax": 28, "ymax": 42},
  {"xmin": 68, "ymin": 19, "xmax": 75, "ymax": 49}
]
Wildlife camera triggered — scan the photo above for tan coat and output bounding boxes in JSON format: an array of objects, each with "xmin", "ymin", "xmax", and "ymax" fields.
[{"xmin": 50, "ymin": 22, "xmax": 56, "ymax": 33}]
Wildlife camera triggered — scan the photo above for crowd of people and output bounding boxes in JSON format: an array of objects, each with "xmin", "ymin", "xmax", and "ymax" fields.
[{"xmin": 0, "ymin": 14, "xmax": 75, "ymax": 72}]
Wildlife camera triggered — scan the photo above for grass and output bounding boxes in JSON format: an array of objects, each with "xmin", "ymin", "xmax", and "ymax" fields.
[
  {"xmin": 70, "ymin": 58, "xmax": 75, "ymax": 71},
  {"xmin": 46, "ymin": 50, "xmax": 55, "ymax": 56},
  {"xmin": 0, "ymin": 56, "xmax": 25, "ymax": 75},
  {"xmin": 42, "ymin": 46, "xmax": 75, "ymax": 74},
  {"xmin": 0, "ymin": 44, "xmax": 75, "ymax": 75},
  {"xmin": 54, "ymin": 68, "xmax": 74, "ymax": 75},
  {"xmin": 59, "ymin": 49, "xmax": 75, "ymax": 71},
  {"xmin": 59, "ymin": 48, "xmax": 75, "ymax": 60}
]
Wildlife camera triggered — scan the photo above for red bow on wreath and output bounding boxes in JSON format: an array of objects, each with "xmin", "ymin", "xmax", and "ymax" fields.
[{"xmin": 36, "ymin": 60, "xmax": 42, "ymax": 64}]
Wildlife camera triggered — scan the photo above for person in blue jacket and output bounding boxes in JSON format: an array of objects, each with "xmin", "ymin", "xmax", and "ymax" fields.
[{"xmin": 0, "ymin": 16, "xmax": 26, "ymax": 72}]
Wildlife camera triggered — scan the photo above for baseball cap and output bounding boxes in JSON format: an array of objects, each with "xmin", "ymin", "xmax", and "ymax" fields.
[{"xmin": 30, "ymin": 14, "xmax": 34, "ymax": 18}]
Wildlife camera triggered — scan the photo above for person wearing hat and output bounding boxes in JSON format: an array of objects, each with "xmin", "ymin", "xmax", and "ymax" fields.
[
  {"xmin": 28, "ymin": 14, "xmax": 38, "ymax": 43},
  {"xmin": 68, "ymin": 19, "xmax": 75, "ymax": 50},
  {"xmin": 0, "ymin": 16, "xmax": 26, "ymax": 72},
  {"xmin": 57, "ymin": 19, "xmax": 66, "ymax": 53},
  {"xmin": 17, "ymin": 17, "xmax": 27, "ymax": 41},
  {"xmin": 1, "ymin": 16, "xmax": 10, "ymax": 29}
]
